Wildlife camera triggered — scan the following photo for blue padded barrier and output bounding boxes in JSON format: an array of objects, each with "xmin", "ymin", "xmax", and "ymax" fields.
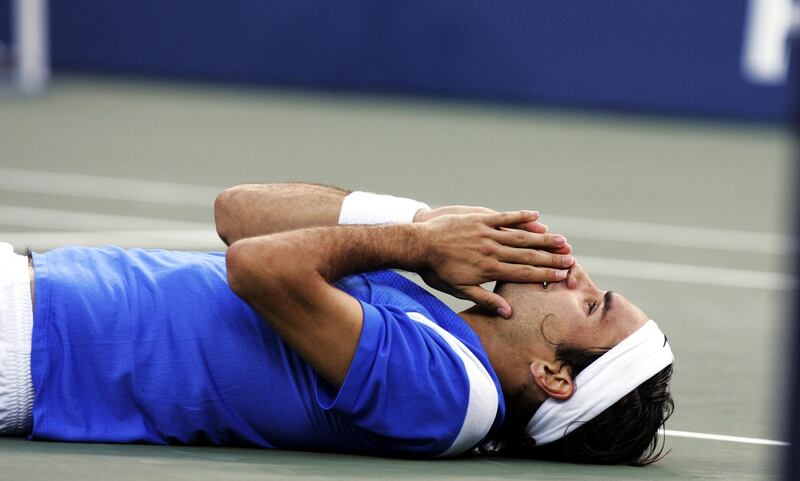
[{"xmin": 0, "ymin": 1, "xmax": 791, "ymax": 121}]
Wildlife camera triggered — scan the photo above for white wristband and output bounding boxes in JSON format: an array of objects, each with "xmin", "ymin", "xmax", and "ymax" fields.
[{"xmin": 338, "ymin": 191, "xmax": 430, "ymax": 225}]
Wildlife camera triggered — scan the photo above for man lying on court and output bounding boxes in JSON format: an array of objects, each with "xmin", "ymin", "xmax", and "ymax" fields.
[{"xmin": 0, "ymin": 183, "xmax": 674, "ymax": 465}]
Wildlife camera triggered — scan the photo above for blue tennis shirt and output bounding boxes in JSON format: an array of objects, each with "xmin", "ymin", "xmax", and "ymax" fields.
[{"xmin": 29, "ymin": 246, "xmax": 505, "ymax": 457}]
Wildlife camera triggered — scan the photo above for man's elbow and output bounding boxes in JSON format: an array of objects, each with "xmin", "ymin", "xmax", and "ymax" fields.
[
  {"xmin": 225, "ymin": 239, "xmax": 257, "ymax": 298},
  {"xmin": 225, "ymin": 238, "xmax": 294, "ymax": 300},
  {"xmin": 215, "ymin": 187, "xmax": 242, "ymax": 246}
]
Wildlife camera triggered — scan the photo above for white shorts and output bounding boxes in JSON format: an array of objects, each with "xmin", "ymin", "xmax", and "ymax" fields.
[{"xmin": 0, "ymin": 242, "xmax": 34, "ymax": 435}]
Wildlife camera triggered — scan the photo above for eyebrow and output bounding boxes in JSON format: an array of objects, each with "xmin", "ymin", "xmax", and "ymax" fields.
[{"xmin": 601, "ymin": 290, "xmax": 614, "ymax": 321}]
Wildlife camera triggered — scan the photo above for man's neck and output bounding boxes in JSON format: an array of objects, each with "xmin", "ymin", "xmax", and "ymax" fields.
[
  {"xmin": 458, "ymin": 306, "xmax": 500, "ymax": 363},
  {"xmin": 458, "ymin": 306, "xmax": 543, "ymax": 426}
]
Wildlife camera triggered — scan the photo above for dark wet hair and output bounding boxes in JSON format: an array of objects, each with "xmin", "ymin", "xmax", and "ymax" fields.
[{"xmin": 483, "ymin": 344, "xmax": 674, "ymax": 466}]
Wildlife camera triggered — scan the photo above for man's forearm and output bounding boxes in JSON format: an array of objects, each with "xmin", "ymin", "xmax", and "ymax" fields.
[
  {"xmin": 226, "ymin": 223, "xmax": 427, "ymax": 385},
  {"xmin": 228, "ymin": 223, "xmax": 427, "ymax": 301},
  {"xmin": 215, "ymin": 182, "xmax": 430, "ymax": 246},
  {"xmin": 215, "ymin": 183, "xmax": 350, "ymax": 245}
]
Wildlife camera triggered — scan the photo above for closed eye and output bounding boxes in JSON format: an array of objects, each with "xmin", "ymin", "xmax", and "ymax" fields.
[{"xmin": 588, "ymin": 300, "xmax": 598, "ymax": 314}]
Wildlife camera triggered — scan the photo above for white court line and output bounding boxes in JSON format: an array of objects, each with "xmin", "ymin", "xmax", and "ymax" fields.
[
  {"xmin": 0, "ymin": 167, "xmax": 793, "ymax": 255},
  {"xmin": 664, "ymin": 429, "xmax": 789, "ymax": 447},
  {"xmin": 544, "ymin": 214, "xmax": 795, "ymax": 255},
  {"xmin": 0, "ymin": 206, "xmax": 210, "ymax": 231},
  {"xmin": 0, "ymin": 167, "xmax": 219, "ymax": 207},
  {"xmin": 581, "ymin": 255, "xmax": 794, "ymax": 291},
  {"xmin": 0, "ymin": 229, "xmax": 225, "ymax": 251},
  {"xmin": 0, "ymin": 228, "xmax": 794, "ymax": 290}
]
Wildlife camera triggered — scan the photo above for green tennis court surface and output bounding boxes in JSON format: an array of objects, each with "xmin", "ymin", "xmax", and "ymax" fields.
[
  {"xmin": 0, "ymin": 76, "xmax": 793, "ymax": 480},
  {"xmin": 0, "ymin": 435, "xmax": 784, "ymax": 480}
]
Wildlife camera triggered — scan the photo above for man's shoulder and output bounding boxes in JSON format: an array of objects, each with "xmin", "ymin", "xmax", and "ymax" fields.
[
  {"xmin": 336, "ymin": 269, "xmax": 432, "ymax": 308},
  {"xmin": 337, "ymin": 269, "xmax": 491, "ymax": 357}
]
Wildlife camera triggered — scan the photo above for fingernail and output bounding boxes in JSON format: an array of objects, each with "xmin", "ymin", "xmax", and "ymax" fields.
[
  {"xmin": 497, "ymin": 307, "xmax": 510, "ymax": 318},
  {"xmin": 555, "ymin": 270, "xmax": 567, "ymax": 279},
  {"xmin": 562, "ymin": 255, "xmax": 574, "ymax": 266},
  {"xmin": 554, "ymin": 235, "xmax": 566, "ymax": 246}
]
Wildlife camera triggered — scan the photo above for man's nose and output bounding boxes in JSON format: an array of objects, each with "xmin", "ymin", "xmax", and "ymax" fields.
[{"xmin": 567, "ymin": 263, "xmax": 598, "ymax": 292}]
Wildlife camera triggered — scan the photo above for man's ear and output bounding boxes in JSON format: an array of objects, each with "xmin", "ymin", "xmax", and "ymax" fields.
[{"xmin": 530, "ymin": 360, "xmax": 575, "ymax": 401}]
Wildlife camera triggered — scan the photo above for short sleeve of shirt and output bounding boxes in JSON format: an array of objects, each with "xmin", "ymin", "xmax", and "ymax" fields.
[{"xmin": 314, "ymin": 300, "xmax": 499, "ymax": 457}]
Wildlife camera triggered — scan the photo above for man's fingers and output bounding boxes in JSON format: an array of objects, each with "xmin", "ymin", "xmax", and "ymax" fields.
[
  {"xmin": 461, "ymin": 285, "xmax": 512, "ymax": 318},
  {"xmin": 518, "ymin": 220, "xmax": 548, "ymax": 234},
  {"xmin": 486, "ymin": 211, "xmax": 539, "ymax": 228},
  {"xmin": 494, "ymin": 246, "xmax": 574, "ymax": 270},
  {"xmin": 492, "ymin": 262, "xmax": 569, "ymax": 284},
  {"xmin": 552, "ymin": 243, "xmax": 573, "ymax": 255},
  {"xmin": 491, "ymin": 229, "xmax": 569, "ymax": 251}
]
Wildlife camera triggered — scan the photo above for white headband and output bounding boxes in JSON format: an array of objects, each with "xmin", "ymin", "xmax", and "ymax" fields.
[{"xmin": 526, "ymin": 319, "xmax": 674, "ymax": 445}]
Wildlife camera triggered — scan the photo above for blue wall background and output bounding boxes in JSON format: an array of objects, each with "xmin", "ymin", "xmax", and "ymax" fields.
[
  {"xmin": 0, "ymin": 1, "xmax": 11, "ymax": 47},
  {"xmin": 1, "ymin": 1, "xmax": 791, "ymax": 121}
]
